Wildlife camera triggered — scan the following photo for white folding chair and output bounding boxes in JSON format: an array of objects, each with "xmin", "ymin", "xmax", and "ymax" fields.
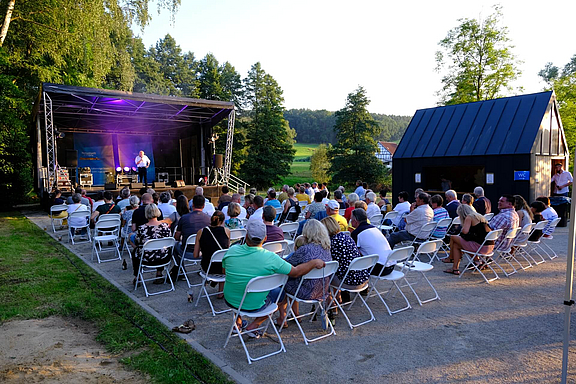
[
  {"xmin": 91, "ymin": 219, "xmax": 121, "ymax": 263},
  {"xmin": 378, "ymin": 211, "xmax": 398, "ymax": 232},
  {"xmin": 68, "ymin": 211, "xmax": 91, "ymax": 244},
  {"xmin": 229, "ymin": 229, "xmax": 247, "ymax": 245},
  {"xmin": 540, "ymin": 217, "xmax": 562, "ymax": 259},
  {"xmin": 367, "ymin": 246, "xmax": 414, "ymax": 315},
  {"xmin": 176, "ymin": 234, "xmax": 201, "ymax": 288},
  {"xmin": 397, "ymin": 241, "xmax": 440, "ymax": 305},
  {"xmin": 484, "ymin": 213, "xmax": 494, "ymax": 222},
  {"xmin": 279, "ymin": 222, "xmax": 299, "ymax": 251},
  {"xmin": 409, "ymin": 221, "xmax": 438, "ymax": 248},
  {"xmin": 50, "ymin": 204, "xmax": 68, "ymax": 233},
  {"xmin": 460, "ymin": 229, "xmax": 502, "ymax": 284},
  {"xmin": 195, "ymin": 249, "xmax": 231, "ymax": 316},
  {"xmin": 412, "ymin": 239, "xmax": 443, "ymax": 264},
  {"xmin": 492, "ymin": 227, "xmax": 523, "ymax": 277},
  {"xmin": 263, "ymin": 240, "xmax": 289, "ymax": 258},
  {"xmin": 525, "ymin": 220, "xmax": 549, "ymax": 265},
  {"xmin": 93, "ymin": 215, "xmax": 121, "ymax": 237},
  {"xmin": 223, "ymin": 274, "xmax": 289, "ymax": 364},
  {"xmin": 240, "ymin": 218, "xmax": 248, "ymax": 228},
  {"xmin": 121, "ymin": 219, "xmax": 132, "ymax": 257},
  {"xmin": 135, "ymin": 237, "xmax": 176, "ymax": 297},
  {"xmin": 281, "ymin": 261, "xmax": 339, "ymax": 345},
  {"xmin": 338, "ymin": 209, "xmax": 346, "ymax": 216},
  {"xmin": 298, "ymin": 201, "xmax": 308, "ymax": 209},
  {"xmin": 328, "ymin": 254, "xmax": 379, "ymax": 329},
  {"xmin": 368, "ymin": 213, "xmax": 383, "ymax": 226},
  {"xmin": 509, "ymin": 223, "xmax": 535, "ymax": 270},
  {"xmin": 429, "ymin": 218, "xmax": 453, "ymax": 261}
]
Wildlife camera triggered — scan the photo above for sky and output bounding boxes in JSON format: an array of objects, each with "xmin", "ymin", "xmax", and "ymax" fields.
[{"xmin": 134, "ymin": 0, "xmax": 576, "ymax": 116}]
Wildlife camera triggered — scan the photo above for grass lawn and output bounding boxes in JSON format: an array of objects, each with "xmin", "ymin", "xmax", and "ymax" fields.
[
  {"xmin": 278, "ymin": 143, "xmax": 319, "ymax": 187},
  {"xmin": 0, "ymin": 212, "xmax": 232, "ymax": 384}
]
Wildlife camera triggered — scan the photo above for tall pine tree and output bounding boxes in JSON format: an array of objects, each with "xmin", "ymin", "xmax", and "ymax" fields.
[
  {"xmin": 330, "ymin": 86, "xmax": 386, "ymax": 186},
  {"xmin": 240, "ymin": 62, "xmax": 295, "ymax": 189}
]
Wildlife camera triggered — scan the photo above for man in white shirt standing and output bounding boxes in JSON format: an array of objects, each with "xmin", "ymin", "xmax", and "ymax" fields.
[
  {"xmin": 135, "ymin": 150, "xmax": 151, "ymax": 187},
  {"xmin": 552, "ymin": 163, "xmax": 573, "ymax": 197}
]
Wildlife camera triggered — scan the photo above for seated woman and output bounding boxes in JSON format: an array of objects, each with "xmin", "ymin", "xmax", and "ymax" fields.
[
  {"xmin": 277, "ymin": 219, "xmax": 332, "ymax": 325},
  {"xmin": 225, "ymin": 202, "xmax": 244, "ymax": 229},
  {"xmin": 193, "ymin": 211, "xmax": 230, "ymax": 298},
  {"xmin": 170, "ymin": 195, "xmax": 190, "ymax": 233},
  {"xmin": 444, "ymin": 204, "xmax": 494, "ymax": 275},
  {"xmin": 121, "ymin": 195, "xmax": 139, "ymax": 248},
  {"xmin": 244, "ymin": 194, "xmax": 255, "ymax": 218},
  {"xmin": 343, "ymin": 193, "xmax": 359, "ymax": 222},
  {"xmin": 529, "ymin": 201, "xmax": 546, "ymax": 241},
  {"xmin": 50, "ymin": 189, "xmax": 68, "ymax": 225},
  {"xmin": 131, "ymin": 204, "xmax": 172, "ymax": 284},
  {"xmin": 514, "ymin": 195, "xmax": 533, "ymax": 229},
  {"xmin": 321, "ymin": 216, "xmax": 370, "ymax": 292},
  {"xmin": 279, "ymin": 187, "xmax": 300, "ymax": 224}
]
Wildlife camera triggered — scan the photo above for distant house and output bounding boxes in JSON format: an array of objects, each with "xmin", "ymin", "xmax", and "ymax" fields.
[
  {"xmin": 376, "ymin": 141, "xmax": 397, "ymax": 167},
  {"xmin": 392, "ymin": 91, "xmax": 569, "ymax": 207}
]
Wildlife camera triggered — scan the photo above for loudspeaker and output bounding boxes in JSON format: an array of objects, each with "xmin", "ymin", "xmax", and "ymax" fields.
[
  {"xmin": 153, "ymin": 181, "xmax": 166, "ymax": 188},
  {"xmin": 130, "ymin": 182, "xmax": 143, "ymax": 189},
  {"xmin": 214, "ymin": 154, "xmax": 223, "ymax": 169},
  {"xmin": 66, "ymin": 149, "xmax": 78, "ymax": 167},
  {"xmin": 105, "ymin": 183, "xmax": 117, "ymax": 190},
  {"xmin": 173, "ymin": 180, "xmax": 185, "ymax": 187}
]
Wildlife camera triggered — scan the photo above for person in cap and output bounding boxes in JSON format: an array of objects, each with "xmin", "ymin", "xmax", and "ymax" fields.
[
  {"xmin": 325, "ymin": 199, "xmax": 348, "ymax": 232},
  {"xmin": 222, "ymin": 219, "xmax": 326, "ymax": 338}
]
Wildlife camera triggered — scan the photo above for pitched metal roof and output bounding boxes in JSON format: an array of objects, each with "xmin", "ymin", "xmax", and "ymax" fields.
[{"xmin": 394, "ymin": 91, "xmax": 554, "ymax": 159}]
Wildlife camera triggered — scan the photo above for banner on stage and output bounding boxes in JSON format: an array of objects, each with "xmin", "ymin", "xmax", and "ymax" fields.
[{"xmin": 74, "ymin": 134, "xmax": 114, "ymax": 185}]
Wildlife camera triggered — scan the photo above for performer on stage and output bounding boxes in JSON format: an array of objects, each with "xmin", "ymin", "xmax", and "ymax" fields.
[{"xmin": 135, "ymin": 150, "xmax": 150, "ymax": 186}]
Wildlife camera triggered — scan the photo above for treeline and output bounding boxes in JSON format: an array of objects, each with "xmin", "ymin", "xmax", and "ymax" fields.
[{"xmin": 284, "ymin": 109, "xmax": 411, "ymax": 144}]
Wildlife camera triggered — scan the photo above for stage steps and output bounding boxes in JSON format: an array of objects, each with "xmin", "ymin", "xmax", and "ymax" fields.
[
  {"xmin": 50, "ymin": 166, "xmax": 73, "ymax": 192},
  {"xmin": 212, "ymin": 169, "xmax": 249, "ymax": 193}
]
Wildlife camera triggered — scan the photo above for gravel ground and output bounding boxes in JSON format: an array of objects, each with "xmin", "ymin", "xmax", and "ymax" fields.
[{"xmin": 26, "ymin": 210, "xmax": 576, "ymax": 383}]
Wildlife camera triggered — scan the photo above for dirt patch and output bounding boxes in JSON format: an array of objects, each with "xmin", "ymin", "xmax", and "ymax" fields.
[{"xmin": 0, "ymin": 317, "xmax": 149, "ymax": 383}]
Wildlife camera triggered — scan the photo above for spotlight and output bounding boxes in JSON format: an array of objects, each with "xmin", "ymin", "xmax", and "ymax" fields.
[
  {"xmin": 116, "ymin": 166, "xmax": 122, "ymax": 172},
  {"xmin": 123, "ymin": 166, "xmax": 130, "ymax": 172},
  {"xmin": 132, "ymin": 167, "xmax": 137, "ymax": 172}
]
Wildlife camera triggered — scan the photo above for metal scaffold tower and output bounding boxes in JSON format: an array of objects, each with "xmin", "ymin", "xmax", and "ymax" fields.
[
  {"xmin": 223, "ymin": 109, "xmax": 235, "ymax": 181},
  {"xmin": 43, "ymin": 92, "xmax": 56, "ymax": 190}
]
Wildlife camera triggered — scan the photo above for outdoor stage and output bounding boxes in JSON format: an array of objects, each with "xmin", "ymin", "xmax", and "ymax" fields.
[{"xmin": 78, "ymin": 184, "xmax": 224, "ymax": 203}]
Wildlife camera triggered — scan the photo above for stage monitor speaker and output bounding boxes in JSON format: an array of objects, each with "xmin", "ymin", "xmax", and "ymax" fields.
[
  {"xmin": 174, "ymin": 180, "xmax": 185, "ymax": 188},
  {"xmin": 131, "ymin": 182, "xmax": 143, "ymax": 189},
  {"xmin": 214, "ymin": 154, "xmax": 223, "ymax": 169},
  {"xmin": 153, "ymin": 181, "xmax": 166, "ymax": 188},
  {"xmin": 66, "ymin": 149, "xmax": 78, "ymax": 167},
  {"xmin": 105, "ymin": 183, "xmax": 117, "ymax": 190}
]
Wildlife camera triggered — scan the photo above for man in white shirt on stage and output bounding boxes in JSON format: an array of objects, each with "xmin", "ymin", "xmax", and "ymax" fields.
[
  {"xmin": 135, "ymin": 150, "xmax": 150, "ymax": 187},
  {"xmin": 551, "ymin": 163, "xmax": 573, "ymax": 197}
]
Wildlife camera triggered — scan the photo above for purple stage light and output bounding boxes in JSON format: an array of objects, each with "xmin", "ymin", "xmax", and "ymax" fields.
[
  {"xmin": 132, "ymin": 167, "xmax": 137, "ymax": 172},
  {"xmin": 116, "ymin": 166, "xmax": 122, "ymax": 172},
  {"xmin": 123, "ymin": 166, "xmax": 130, "ymax": 172}
]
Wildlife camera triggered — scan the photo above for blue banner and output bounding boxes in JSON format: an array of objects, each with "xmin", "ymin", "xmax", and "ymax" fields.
[{"xmin": 74, "ymin": 134, "xmax": 114, "ymax": 185}]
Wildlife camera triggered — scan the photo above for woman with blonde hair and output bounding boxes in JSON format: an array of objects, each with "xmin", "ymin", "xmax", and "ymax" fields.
[
  {"xmin": 444, "ymin": 204, "xmax": 494, "ymax": 275},
  {"xmin": 276, "ymin": 219, "xmax": 332, "ymax": 326}
]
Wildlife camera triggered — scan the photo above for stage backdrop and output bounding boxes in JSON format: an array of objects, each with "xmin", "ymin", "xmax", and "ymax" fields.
[
  {"xmin": 74, "ymin": 134, "xmax": 114, "ymax": 185},
  {"xmin": 74, "ymin": 134, "xmax": 155, "ymax": 185}
]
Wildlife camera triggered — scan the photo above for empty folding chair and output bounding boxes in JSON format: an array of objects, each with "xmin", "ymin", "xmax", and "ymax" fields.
[
  {"xmin": 68, "ymin": 211, "xmax": 91, "ymax": 245},
  {"xmin": 50, "ymin": 204, "xmax": 69, "ymax": 233},
  {"xmin": 229, "ymin": 228, "xmax": 247, "ymax": 245},
  {"xmin": 412, "ymin": 239, "xmax": 443, "ymax": 264},
  {"xmin": 195, "ymin": 249, "xmax": 231, "ymax": 316},
  {"xmin": 525, "ymin": 220, "xmax": 549, "ymax": 265},
  {"xmin": 397, "ymin": 241, "xmax": 440, "ymax": 305},
  {"xmin": 509, "ymin": 223, "xmax": 535, "ymax": 270},
  {"xmin": 93, "ymin": 215, "xmax": 121, "ymax": 238},
  {"xmin": 134, "ymin": 237, "xmax": 176, "ymax": 297},
  {"xmin": 540, "ymin": 217, "xmax": 562, "ymax": 260},
  {"xmin": 223, "ymin": 274, "xmax": 289, "ymax": 364},
  {"xmin": 459, "ymin": 229, "xmax": 502, "ymax": 284},
  {"xmin": 378, "ymin": 211, "xmax": 399, "ymax": 232},
  {"xmin": 263, "ymin": 240, "xmax": 289, "ymax": 258},
  {"xmin": 491, "ymin": 227, "xmax": 522, "ymax": 277},
  {"xmin": 176, "ymin": 234, "xmax": 201, "ymax": 288},
  {"xmin": 328, "ymin": 254, "xmax": 379, "ymax": 329},
  {"xmin": 281, "ymin": 261, "xmax": 339, "ymax": 345},
  {"xmin": 91, "ymin": 219, "xmax": 122, "ymax": 263},
  {"xmin": 367, "ymin": 246, "xmax": 414, "ymax": 315}
]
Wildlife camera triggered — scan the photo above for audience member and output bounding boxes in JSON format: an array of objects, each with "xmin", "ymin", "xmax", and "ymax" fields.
[
  {"xmin": 263, "ymin": 206, "xmax": 285, "ymax": 243},
  {"xmin": 529, "ymin": 201, "xmax": 546, "ymax": 241},
  {"xmin": 472, "ymin": 187, "xmax": 491, "ymax": 215},
  {"xmin": 343, "ymin": 193, "xmax": 359, "ymax": 222},
  {"xmin": 279, "ymin": 187, "xmax": 300, "ymax": 223},
  {"xmin": 278, "ymin": 185, "xmax": 289, "ymax": 203},
  {"xmin": 334, "ymin": 189, "xmax": 347, "ymax": 209},
  {"xmin": 132, "ymin": 193, "xmax": 164, "ymax": 230},
  {"xmin": 117, "ymin": 187, "xmax": 131, "ymax": 210},
  {"xmin": 365, "ymin": 191, "xmax": 380, "ymax": 218},
  {"xmin": 430, "ymin": 194, "xmax": 449, "ymax": 238},
  {"xmin": 354, "ymin": 180, "xmax": 366, "ymax": 199},
  {"xmin": 67, "ymin": 186, "xmax": 91, "ymax": 208},
  {"xmin": 445, "ymin": 190, "xmax": 460, "ymax": 219},
  {"xmin": 536, "ymin": 196, "xmax": 559, "ymax": 237},
  {"xmin": 158, "ymin": 191, "xmax": 176, "ymax": 218},
  {"xmin": 514, "ymin": 195, "xmax": 533, "ymax": 229},
  {"xmin": 490, "ymin": 195, "xmax": 519, "ymax": 248},
  {"xmin": 390, "ymin": 191, "xmax": 411, "ymax": 227},
  {"xmin": 296, "ymin": 186, "xmax": 311, "ymax": 204},
  {"xmin": 91, "ymin": 191, "xmax": 121, "ymax": 222},
  {"xmin": 305, "ymin": 192, "xmax": 326, "ymax": 219},
  {"xmin": 170, "ymin": 195, "xmax": 190, "ymax": 232},
  {"xmin": 244, "ymin": 194, "xmax": 256, "ymax": 218},
  {"xmin": 121, "ymin": 195, "xmax": 140, "ymax": 236},
  {"xmin": 237, "ymin": 187, "xmax": 246, "ymax": 205},
  {"xmin": 174, "ymin": 195, "xmax": 210, "ymax": 261},
  {"xmin": 264, "ymin": 190, "xmax": 282, "ymax": 216},
  {"xmin": 350, "ymin": 209, "xmax": 393, "ymax": 277},
  {"xmin": 217, "ymin": 185, "xmax": 232, "ymax": 208},
  {"xmin": 387, "ymin": 192, "xmax": 434, "ymax": 249},
  {"xmin": 67, "ymin": 193, "xmax": 89, "ymax": 237},
  {"xmin": 225, "ymin": 202, "xmax": 244, "ymax": 229},
  {"xmin": 461, "ymin": 193, "xmax": 474, "ymax": 207},
  {"xmin": 325, "ymin": 200, "xmax": 348, "ymax": 232},
  {"xmin": 248, "ymin": 195, "xmax": 265, "ymax": 223}
]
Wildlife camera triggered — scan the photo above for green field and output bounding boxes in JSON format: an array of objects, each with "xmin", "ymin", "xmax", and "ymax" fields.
[{"xmin": 278, "ymin": 143, "xmax": 319, "ymax": 187}]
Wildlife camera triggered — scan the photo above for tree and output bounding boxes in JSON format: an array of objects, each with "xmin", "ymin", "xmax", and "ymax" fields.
[
  {"xmin": 435, "ymin": 5, "xmax": 522, "ymax": 105},
  {"xmin": 539, "ymin": 55, "xmax": 576, "ymax": 156},
  {"xmin": 240, "ymin": 62, "xmax": 295, "ymax": 189},
  {"xmin": 150, "ymin": 34, "xmax": 197, "ymax": 96},
  {"xmin": 310, "ymin": 144, "xmax": 331, "ymax": 183},
  {"xmin": 329, "ymin": 86, "xmax": 386, "ymax": 186}
]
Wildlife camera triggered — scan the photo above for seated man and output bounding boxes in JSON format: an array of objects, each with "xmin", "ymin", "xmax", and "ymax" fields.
[
  {"xmin": 472, "ymin": 186, "xmax": 491, "ymax": 215},
  {"xmin": 222, "ymin": 220, "xmax": 325, "ymax": 337},
  {"xmin": 536, "ymin": 196, "xmax": 559, "ymax": 237},
  {"xmin": 325, "ymin": 200, "xmax": 348, "ymax": 232},
  {"xmin": 365, "ymin": 192, "xmax": 380, "ymax": 219},
  {"xmin": 430, "ymin": 194, "xmax": 449, "ymax": 238},
  {"xmin": 91, "ymin": 191, "xmax": 121, "ymax": 223},
  {"xmin": 333, "ymin": 189, "xmax": 347, "ymax": 209},
  {"xmin": 174, "ymin": 195, "xmax": 211, "ymax": 262},
  {"xmin": 116, "ymin": 187, "xmax": 131, "ymax": 210},
  {"xmin": 387, "ymin": 191, "xmax": 411, "ymax": 227},
  {"xmin": 158, "ymin": 191, "xmax": 176, "ymax": 218},
  {"xmin": 490, "ymin": 195, "xmax": 519, "ymax": 248},
  {"xmin": 445, "ymin": 189, "xmax": 460, "ymax": 219},
  {"xmin": 67, "ymin": 193, "xmax": 89, "ymax": 237},
  {"xmin": 262, "ymin": 206, "xmax": 285, "ymax": 243},
  {"xmin": 264, "ymin": 190, "xmax": 282, "ymax": 217},
  {"xmin": 193, "ymin": 187, "xmax": 215, "ymax": 216},
  {"xmin": 66, "ymin": 186, "xmax": 91, "ymax": 208},
  {"xmin": 350, "ymin": 208, "xmax": 393, "ymax": 276},
  {"xmin": 277, "ymin": 185, "xmax": 289, "ymax": 204},
  {"xmin": 132, "ymin": 193, "xmax": 164, "ymax": 230},
  {"xmin": 222, "ymin": 193, "xmax": 247, "ymax": 220},
  {"xmin": 248, "ymin": 195, "xmax": 265, "ymax": 223},
  {"xmin": 217, "ymin": 185, "xmax": 232, "ymax": 209},
  {"xmin": 387, "ymin": 192, "xmax": 434, "ymax": 249},
  {"xmin": 354, "ymin": 180, "xmax": 365, "ymax": 200},
  {"xmin": 296, "ymin": 186, "xmax": 311, "ymax": 204}
]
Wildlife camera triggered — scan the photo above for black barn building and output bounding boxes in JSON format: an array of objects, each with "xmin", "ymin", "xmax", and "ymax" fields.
[{"xmin": 392, "ymin": 91, "xmax": 569, "ymax": 208}]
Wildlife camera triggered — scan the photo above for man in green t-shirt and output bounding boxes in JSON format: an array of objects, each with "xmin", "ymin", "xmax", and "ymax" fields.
[{"xmin": 223, "ymin": 220, "xmax": 324, "ymax": 337}]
